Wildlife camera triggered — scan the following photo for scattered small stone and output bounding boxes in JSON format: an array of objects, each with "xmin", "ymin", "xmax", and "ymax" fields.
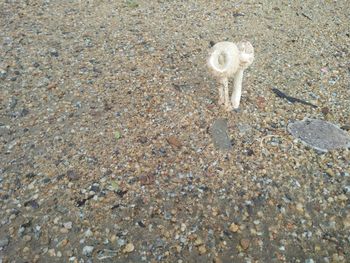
[
  {"xmin": 117, "ymin": 238, "xmax": 126, "ymax": 247},
  {"xmin": 48, "ymin": 248, "xmax": 56, "ymax": 257},
  {"xmin": 139, "ymin": 174, "xmax": 155, "ymax": 185},
  {"xmin": 58, "ymin": 239, "xmax": 69, "ymax": 247},
  {"xmin": 84, "ymin": 229, "xmax": 93, "ymax": 238},
  {"xmin": 67, "ymin": 170, "xmax": 79, "ymax": 181},
  {"xmin": 110, "ymin": 234, "xmax": 117, "ymax": 242},
  {"xmin": 23, "ymin": 235, "xmax": 32, "ymax": 242},
  {"xmin": 229, "ymin": 223, "xmax": 239, "ymax": 233},
  {"xmin": 337, "ymin": 194, "xmax": 348, "ymax": 201},
  {"xmin": 296, "ymin": 203, "xmax": 304, "ymax": 213},
  {"xmin": 166, "ymin": 136, "xmax": 182, "ymax": 148},
  {"xmin": 138, "ymin": 136, "xmax": 148, "ymax": 144},
  {"xmin": 63, "ymin": 222, "xmax": 73, "ymax": 229},
  {"xmin": 0, "ymin": 237, "xmax": 9, "ymax": 248},
  {"xmin": 180, "ymin": 223, "xmax": 186, "ymax": 232},
  {"xmin": 240, "ymin": 239, "xmax": 250, "ymax": 250},
  {"xmin": 82, "ymin": 246, "xmax": 94, "ymax": 257},
  {"xmin": 213, "ymin": 257, "xmax": 223, "ymax": 263},
  {"xmin": 194, "ymin": 237, "xmax": 204, "ymax": 246},
  {"xmin": 210, "ymin": 119, "xmax": 232, "ymax": 150},
  {"xmin": 198, "ymin": 245, "xmax": 207, "ymax": 255},
  {"xmin": 321, "ymin": 107, "xmax": 330, "ymax": 115},
  {"xmin": 122, "ymin": 243, "xmax": 134, "ymax": 253},
  {"xmin": 23, "ymin": 199, "xmax": 39, "ymax": 209},
  {"xmin": 325, "ymin": 169, "xmax": 335, "ymax": 177}
]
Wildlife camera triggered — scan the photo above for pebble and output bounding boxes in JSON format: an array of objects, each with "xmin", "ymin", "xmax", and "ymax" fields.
[
  {"xmin": 240, "ymin": 239, "xmax": 250, "ymax": 250},
  {"xmin": 296, "ymin": 203, "xmax": 304, "ymax": 213},
  {"xmin": 110, "ymin": 234, "xmax": 117, "ymax": 242},
  {"xmin": 167, "ymin": 136, "xmax": 182, "ymax": 148},
  {"xmin": 60, "ymin": 228, "xmax": 69, "ymax": 234},
  {"xmin": 122, "ymin": 243, "xmax": 135, "ymax": 253},
  {"xmin": 210, "ymin": 119, "xmax": 232, "ymax": 150},
  {"xmin": 198, "ymin": 245, "xmax": 207, "ymax": 255},
  {"xmin": 337, "ymin": 194, "xmax": 348, "ymax": 201},
  {"xmin": 0, "ymin": 237, "xmax": 9, "ymax": 248},
  {"xmin": 229, "ymin": 223, "xmax": 239, "ymax": 233},
  {"xmin": 84, "ymin": 229, "xmax": 93, "ymax": 238},
  {"xmin": 180, "ymin": 223, "xmax": 186, "ymax": 232},
  {"xmin": 325, "ymin": 169, "xmax": 335, "ymax": 177},
  {"xmin": 194, "ymin": 237, "xmax": 204, "ymax": 246},
  {"xmin": 117, "ymin": 238, "xmax": 126, "ymax": 247},
  {"xmin": 23, "ymin": 235, "xmax": 32, "ymax": 242},
  {"xmin": 343, "ymin": 215, "xmax": 350, "ymax": 229},
  {"xmin": 82, "ymin": 246, "xmax": 94, "ymax": 257},
  {"xmin": 63, "ymin": 222, "xmax": 73, "ymax": 229},
  {"xmin": 58, "ymin": 239, "xmax": 69, "ymax": 247},
  {"xmin": 48, "ymin": 248, "xmax": 56, "ymax": 256}
]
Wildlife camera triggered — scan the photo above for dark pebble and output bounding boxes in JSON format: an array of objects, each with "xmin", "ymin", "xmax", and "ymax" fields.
[
  {"xmin": 90, "ymin": 184, "xmax": 100, "ymax": 192},
  {"xmin": 50, "ymin": 50, "xmax": 59, "ymax": 57},
  {"xmin": 24, "ymin": 200, "xmax": 39, "ymax": 209},
  {"xmin": 67, "ymin": 170, "xmax": 79, "ymax": 181},
  {"xmin": 321, "ymin": 107, "xmax": 330, "ymax": 115},
  {"xmin": 26, "ymin": 172, "xmax": 37, "ymax": 179},
  {"xmin": 138, "ymin": 136, "xmax": 148, "ymax": 144},
  {"xmin": 20, "ymin": 108, "xmax": 29, "ymax": 117}
]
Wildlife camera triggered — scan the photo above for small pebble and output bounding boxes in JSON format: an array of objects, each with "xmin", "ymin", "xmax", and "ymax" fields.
[
  {"xmin": 48, "ymin": 249, "xmax": 56, "ymax": 257},
  {"xmin": 82, "ymin": 246, "xmax": 94, "ymax": 257},
  {"xmin": 337, "ymin": 194, "xmax": 348, "ymax": 201},
  {"xmin": 240, "ymin": 239, "xmax": 250, "ymax": 250},
  {"xmin": 84, "ymin": 229, "xmax": 93, "ymax": 238},
  {"xmin": 229, "ymin": 223, "xmax": 239, "ymax": 233},
  {"xmin": 123, "ymin": 243, "xmax": 135, "ymax": 253},
  {"xmin": 23, "ymin": 235, "xmax": 32, "ymax": 242},
  {"xmin": 0, "ymin": 237, "xmax": 9, "ymax": 248},
  {"xmin": 296, "ymin": 203, "xmax": 304, "ymax": 212},
  {"xmin": 63, "ymin": 222, "xmax": 73, "ymax": 229},
  {"xmin": 194, "ymin": 237, "xmax": 204, "ymax": 246},
  {"xmin": 198, "ymin": 245, "xmax": 207, "ymax": 255},
  {"xmin": 180, "ymin": 223, "xmax": 186, "ymax": 232}
]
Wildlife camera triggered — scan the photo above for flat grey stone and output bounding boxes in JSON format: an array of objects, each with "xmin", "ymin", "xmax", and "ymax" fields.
[
  {"xmin": 210, "ymin": 119, "xmax": 232, "ymax": 150},
  {"xmin": 82, "ymin": 245, "xmax": 94, "ymax": 257},
  {"xmin": 288, "ymin": 118, "xmax": 350, "ymax": 152},
  {"xmin": 0, "ymin": 237, "xmax": 9, "ymax": 248}
]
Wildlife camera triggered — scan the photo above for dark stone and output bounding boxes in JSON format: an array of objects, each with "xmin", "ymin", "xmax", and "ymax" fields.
[
  {"xmin": 42, "ymin": 178, "xmax": 51, "ymax": 184},
  {"xmin": 210, "ymin": 119, "xmax": 232, "ymax": 150},
  {"xmin": 26, "ymin": 172, "xmax": 37, "ymax": 179},
  {"xmin": 20, "ymin": 108, "xmax": 29, "ymax": 117},
  {"xmin": 138, "ymin": 136, "xmax": 148, "ymax": 144},
  {"xmin": 90, "ymin": 184, "xmax": 100, "ymax": 192},
  {"xmin": 50, "ymin": 50, "xmax": 59, "ymax": 57},
  {"xmin": 24, "ymin": 200, "xmax": 39, "ymax": 209},
  {"xmin": 67, "ymin": 170, "xmax": 79, "ymax": 181}
]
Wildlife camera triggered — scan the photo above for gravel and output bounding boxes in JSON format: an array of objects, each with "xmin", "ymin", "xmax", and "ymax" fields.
[{"xmin": 1, "ymin": 0, "xmax": 349, "ymax": 262}]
